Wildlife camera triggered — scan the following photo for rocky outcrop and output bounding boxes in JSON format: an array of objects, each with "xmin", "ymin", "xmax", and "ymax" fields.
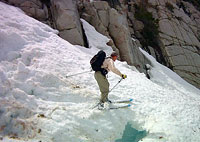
[
  {"xmin": 88, "ymin": 0, "xmax": 200, "ymax": 88},
  {"xmin": 78, "ymin": 1, "xmax": 150, "ymax": 72},
  {"xmin": 0, "ymin": 0, "xmax": 49, "ymax": 23},
  {"xmin": 1, "ymin": 0, "xmax": 150, "ymax": 72},
  {"xmin": 1, "ymin": 0, "xmax": 85, "ymax": 46},
  {"xmin": 147, "ymin": 0, "xmax": 200, "ymax": 88},
  {"xmin": 50, "ymin": 0, "xmax": 84, "ymax": 45},
  {"xmin": 1, "ymin": 0, "xmax": 200, "ymax": 88},
  {"xmin": 78, "ymin": 1, "xmax": 117, "ymax": 50}
]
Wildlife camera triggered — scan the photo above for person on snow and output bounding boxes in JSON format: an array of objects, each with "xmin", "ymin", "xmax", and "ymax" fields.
[{"xmin": 94, "ymin": 52, "xmax": 127, "ymax": 105}]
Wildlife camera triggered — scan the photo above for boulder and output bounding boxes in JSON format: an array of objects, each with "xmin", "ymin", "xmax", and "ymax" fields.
[
  {"xmin": 3, "ymin": 0, "xmax": 48, "ymax": 21},
  {"xmin": 108, "ymin": 8, "xmax": 133, "ymax": 64},
  {"xmin": 50, "ymin": 0, "xmax": 84, "ymax": 46},
  {"xmin": 98, "ymin": 10, "xmax": 109, "ymax": 27},
  {"xmin": 59, "ymin": 28, "xmax": 84, "ymax": 45},
  {"xmin": 2, "ymin": 0, "xmax": 85, "ymax": 46},
  {"xmin": 20, "ymin": 1, "xmax": 48, "ymax": 20},
  {"xmin": 78, "ymin": 1, "xmax": 118, "ymax": 52},
  {"xmin": 133, "ymin": 20, "xmax": 144, "ymax": 32},
  {"xmin": 93, "ymin": 1, "xmax": 109, "ymax": 10}
]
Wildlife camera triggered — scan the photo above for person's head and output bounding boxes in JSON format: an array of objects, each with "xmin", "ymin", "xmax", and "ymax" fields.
[{"xmin": 111, "ymin": 52, "xmax": 118, "ymax": 61}]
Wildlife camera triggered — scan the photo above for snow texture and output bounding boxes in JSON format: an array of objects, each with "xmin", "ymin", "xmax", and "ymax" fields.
[{"xmin": 0, "ymin": 2, "xmax": 200, "ymax": 142}]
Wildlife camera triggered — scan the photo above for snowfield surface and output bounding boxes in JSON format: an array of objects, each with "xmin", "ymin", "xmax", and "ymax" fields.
[{"xmin": 0, "ymin": 2, "xmax": 200, "ymax": 142}]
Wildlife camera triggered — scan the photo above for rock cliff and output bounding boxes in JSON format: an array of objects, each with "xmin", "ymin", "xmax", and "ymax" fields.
[
  {"xmin": 1, "ymin": 0, "xmax": 85, "ymax": 46},
  {"xmin": 77, "ymin": 1, "xmax": 149, "ymax": 72},
  {"xmin": 1, "ymin": 0, "xmax": 200, "ymax": 88},
  {"xmin": 78, "ymin": 0, "xmax": 200, "ymax": 88},
  {"xmin": 133, "ymin": 0, "xmax": 200, "ymax": 88}
]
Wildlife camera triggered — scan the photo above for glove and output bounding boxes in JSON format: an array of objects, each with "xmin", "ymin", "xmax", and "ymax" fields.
[{"xmin": 121, "ymin": 74, "xmax": 127, "ymax": 79}]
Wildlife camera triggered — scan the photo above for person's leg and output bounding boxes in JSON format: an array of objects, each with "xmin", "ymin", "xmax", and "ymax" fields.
[{"xmin": 94, "ymin": 71, "xmax": 109, "ymax": 103}]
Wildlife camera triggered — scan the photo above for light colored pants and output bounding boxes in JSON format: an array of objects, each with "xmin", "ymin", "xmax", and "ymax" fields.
[{"xmin": 94, "ymin": 71, "xmax": 109, "ymax": 103}]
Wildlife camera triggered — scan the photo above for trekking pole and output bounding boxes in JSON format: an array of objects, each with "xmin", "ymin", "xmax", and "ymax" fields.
[
  {"xmin": 109, "ymin": 78, "xmax": 123, "ymax": 93},
  {"xmin": 66, "ymin": 70, "xmax": 93, "ymax": 78}
]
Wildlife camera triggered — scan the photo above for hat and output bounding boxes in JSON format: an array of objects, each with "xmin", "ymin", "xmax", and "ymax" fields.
[{"xmin": 111, "ymin": 52, "xmax": 118, "ymax": 57}]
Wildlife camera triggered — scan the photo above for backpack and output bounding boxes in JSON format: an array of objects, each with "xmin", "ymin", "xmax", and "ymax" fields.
[{"xmin": 90, "ymin": 50, "xmax": 106, "ymax": 71}]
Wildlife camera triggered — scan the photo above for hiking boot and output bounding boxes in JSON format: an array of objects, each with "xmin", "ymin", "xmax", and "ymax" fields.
[
  {"xmin": 98, "ymin": 103, "xmax": 104, "ymax": 110},
  {"xmin": 105, "ymin": 98, "xmax": 112, "ymax": 103}
]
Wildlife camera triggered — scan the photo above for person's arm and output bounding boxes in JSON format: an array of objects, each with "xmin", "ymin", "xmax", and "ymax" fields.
[{"xmin": 107, "ymin": 60, "xmax": 122, "ymax": 77}]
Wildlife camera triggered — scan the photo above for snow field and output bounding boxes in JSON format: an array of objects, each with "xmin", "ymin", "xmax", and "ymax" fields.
[{"xmin": 0, "ymin": 2, "xmax": 200, "ymax": 142}]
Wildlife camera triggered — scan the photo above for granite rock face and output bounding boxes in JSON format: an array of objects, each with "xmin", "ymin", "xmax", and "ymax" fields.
[
  {"xmin": 147, "ymin": 0, "xmax": 200, "ymax": 88},
  {"xmin": 80, "ymin": 0, "xmax": 200, "ymax": 88},
  {"xmin": 1, "ymin": 0, "xmax": 200, "ymax": 88},
  {"xmin": 107, "ymin": 0, "xmax": 200, "ymax": 88},
  {"xmin": 50, "ymin": 0, "xmax": 84, "ymax": 45},
  {"xmin": 78, "ymin": 1, "xmax": 150, "ymax": 72},
  {"xmin": 1, "ymin": 0, "xmax": 85, "ymax": 46},
  {"xmin": 1, "ymin": 0, "xmax": 48, "ymax": 23}
]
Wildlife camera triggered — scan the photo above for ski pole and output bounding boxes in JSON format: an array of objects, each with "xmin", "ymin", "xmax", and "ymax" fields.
[
  {"xmin": 92, "ymin": 78, "xmax": 123, "ymax": 109},
  {"xmin": 109, "ymin": 78, "xmax": 123, "ymax": 93},
  {"xmin": 66, "ymin": 70, "xmax": 93, "ymax": 78}
]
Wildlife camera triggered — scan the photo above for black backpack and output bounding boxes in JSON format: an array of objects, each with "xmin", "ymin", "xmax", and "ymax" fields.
[{"xmin": 90, "ymin": 50, "xmax": 106, "ymax": 72}]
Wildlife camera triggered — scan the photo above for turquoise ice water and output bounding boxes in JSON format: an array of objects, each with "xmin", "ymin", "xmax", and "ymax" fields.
[{"xmin": 115, "ymin": 122, "xmax": 147, "ymax": 142}]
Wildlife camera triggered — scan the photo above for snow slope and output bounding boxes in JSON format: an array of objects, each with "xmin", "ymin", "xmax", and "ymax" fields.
[{"xmin": 0, "ymin": 2, "xmax": 200, "ymax": 142}]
